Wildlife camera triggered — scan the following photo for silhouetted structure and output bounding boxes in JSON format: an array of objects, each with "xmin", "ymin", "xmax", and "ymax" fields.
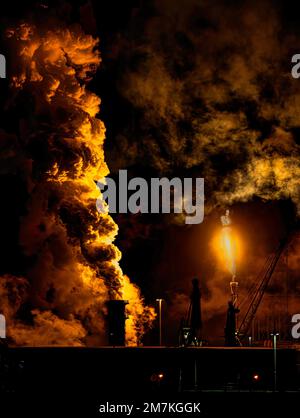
[
  {"xmin": 180, "ymin": 278, "xmax": 202, "ymax": 346},
  {"xmin": 107, "ymin": 300, "xmax": 128, "ymax": 346},
  {"xmin": 225, "ymin": 301, "xmax": 240, "ymax": 346}
]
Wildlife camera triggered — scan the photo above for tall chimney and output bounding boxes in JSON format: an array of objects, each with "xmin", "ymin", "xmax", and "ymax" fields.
[{"xmin": 106, "ymin": 300, "xmax": 128, "ymax": 346}]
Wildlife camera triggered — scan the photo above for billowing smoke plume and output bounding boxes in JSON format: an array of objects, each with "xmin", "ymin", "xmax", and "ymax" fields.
[{"xmin": 0, "ymin": 22, "xmax": 154, "ymax": 346}]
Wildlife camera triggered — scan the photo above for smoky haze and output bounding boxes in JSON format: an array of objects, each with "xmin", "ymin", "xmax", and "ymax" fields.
[
  {"xmin": 107, "ymin": 0, "xmax": 300, "ymax": 212},
  {"xmin": 100, "ymin": 0, "xmax": 300, "ymax": 343}
]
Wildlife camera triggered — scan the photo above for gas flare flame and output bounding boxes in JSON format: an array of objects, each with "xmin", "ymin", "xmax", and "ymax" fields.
[
  {"xmin": 212, "ymin": 211, "xmax": 240, "ymax": 278},
  {"xmin": 220, "ymin": 226, "xmax": 236, "ymax": 277}
]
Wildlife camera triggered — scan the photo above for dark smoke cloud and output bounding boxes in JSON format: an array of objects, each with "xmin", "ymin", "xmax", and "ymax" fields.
[
  {"xmin": 102, "ymin": 0, "xmax": 300, "ymax": 341},
  {"xmin": 109, "ymin": 0, "xmax": 300, "ymax": 214}
]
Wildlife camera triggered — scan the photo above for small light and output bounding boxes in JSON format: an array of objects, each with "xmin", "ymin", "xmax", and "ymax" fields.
[
  {"xmin": 150, "ymin": 372, "xmax": 165, "ymax": 382},
  {"xmin": 253, "ymin": 374, "xmax": 260, "ymax": 381}
]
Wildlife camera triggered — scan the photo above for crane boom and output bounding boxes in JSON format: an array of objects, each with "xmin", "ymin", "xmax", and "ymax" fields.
[{"xmin": 238, "ymin": 237, "xmax": 289, "ymax": 340}]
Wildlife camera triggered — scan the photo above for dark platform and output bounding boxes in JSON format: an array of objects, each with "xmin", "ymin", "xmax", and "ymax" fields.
[{"xmin": 1, "ymin": 346, "xmax": 299, "ymax": 416}]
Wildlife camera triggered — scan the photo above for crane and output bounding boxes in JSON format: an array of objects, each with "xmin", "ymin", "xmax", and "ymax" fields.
[{"xmin": 237, "ymin": 234, "xmax": 291, "ymax": 342}]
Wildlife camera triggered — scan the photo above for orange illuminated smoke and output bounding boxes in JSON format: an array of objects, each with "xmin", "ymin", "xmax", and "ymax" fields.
[{"xmin": 2, "ymin": 23, "xmax": 156, "ymax": 346}]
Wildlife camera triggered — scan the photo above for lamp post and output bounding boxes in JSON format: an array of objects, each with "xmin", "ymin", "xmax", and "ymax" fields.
[
  {"xmin": 156, "ymin": 299, "xmax": 163, "ymax": 346},
  {"xmin": 271, "ymin": 332, "xmax": 279, "ymax": 391}
]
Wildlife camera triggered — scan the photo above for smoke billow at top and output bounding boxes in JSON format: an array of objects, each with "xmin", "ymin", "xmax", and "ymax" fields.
[{"xmin": 110, "ymin": 0, "xmax": 300, "ymax": 215}]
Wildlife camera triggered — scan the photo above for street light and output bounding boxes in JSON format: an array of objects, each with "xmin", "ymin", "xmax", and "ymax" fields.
[
  {"xmin": 156, "ymin": 299, "xmax": 164, "ymax": 346},
  {"xmin": 271, "ymin": 332, "xmax": 279, "ymax": 391}
]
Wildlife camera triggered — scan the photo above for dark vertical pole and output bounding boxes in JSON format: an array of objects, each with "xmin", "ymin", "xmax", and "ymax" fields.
[
  {"xmin": 156, "ymin": 299, "xmax": 163, "ymax": 346},
  {"xmin": 194, "ymin": 359, "xmax": 198, "ymax": 390},
  {"xmin": 271, "ymin": 332, "xmax": 279, "ymax": 391}
]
